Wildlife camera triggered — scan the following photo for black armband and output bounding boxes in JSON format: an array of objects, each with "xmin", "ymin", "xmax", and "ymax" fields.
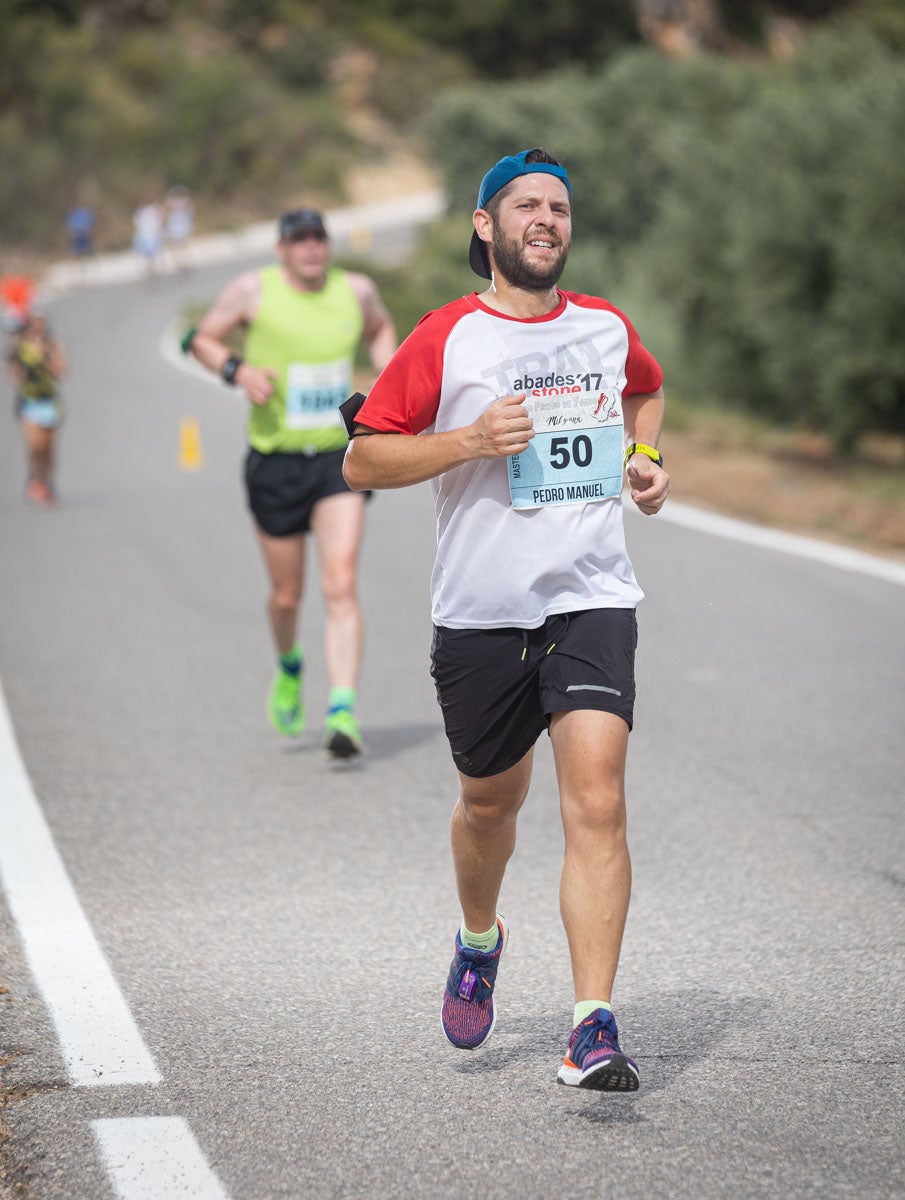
[
  {"xmin": 339, "ymin": 391, "xmax": 367, "ymax": 437},
  {"xmin": 221, "ymin": 355, "xmax": 244, "ymax": 385}
]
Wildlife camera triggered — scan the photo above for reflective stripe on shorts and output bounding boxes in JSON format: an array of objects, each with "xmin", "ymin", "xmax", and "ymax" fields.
[{"xmin": 429, "ymin": 607, "xmax": 637, "ymax": 778}]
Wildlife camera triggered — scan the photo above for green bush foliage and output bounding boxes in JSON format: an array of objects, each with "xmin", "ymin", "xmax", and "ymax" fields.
[
  {"xmin": 4, "ymin": 0, "xmax": 902, "ymax": 450},
  {"xmin": 327, "ymin": 0, "xmax": 640, "ymax": 76},
  {"xmin": 0, "ymin": 7, "xmax": 359, "ymax": 250},
  {"xmin": 423, "ymin": 26, "xmax": 905, "ymax": 450}
]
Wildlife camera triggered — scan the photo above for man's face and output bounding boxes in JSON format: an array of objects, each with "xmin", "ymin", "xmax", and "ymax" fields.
[
  {"xmin": 279, "ymin": 230, "xmax": 330, "ymax": 285},
  {"xmin": 486, "ymin": 174, "xmax": 572, "ymax": 290}
]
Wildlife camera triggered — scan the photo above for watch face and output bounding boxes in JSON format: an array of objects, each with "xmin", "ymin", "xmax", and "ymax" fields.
[{"xmin": 222, "ymin": 356, "xmax": 242, "ymax": 383}]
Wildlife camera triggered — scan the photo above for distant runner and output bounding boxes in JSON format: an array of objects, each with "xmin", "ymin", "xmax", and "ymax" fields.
[
  {"xmin": 190, "ymin": 208, "xmax": 396, "ymax": 758},
  {"xmin": 8, "ymin": 313, "xmax": 67, "ymax": 507}
]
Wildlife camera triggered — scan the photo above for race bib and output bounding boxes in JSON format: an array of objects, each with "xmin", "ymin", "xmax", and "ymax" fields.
[
  {"xmin": 507, "ymin": 389, "xmax": 624, "ymax": 510},
  {"xmin": 285, "ymin": 359, "xmax": 351, "ymax": 430}
]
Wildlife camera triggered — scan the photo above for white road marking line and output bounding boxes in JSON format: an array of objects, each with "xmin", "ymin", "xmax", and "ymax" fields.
[
  {"xmin": 93, "ymin": 1118, "xmax": 228, "ymax": 1200},
  {"xmin": 0, "ymin": 681, "xmax": 161, "ymax": 1087},
  {"xmin": 638, "ymin": 499, "xmax": 905, "ymax": 588}
]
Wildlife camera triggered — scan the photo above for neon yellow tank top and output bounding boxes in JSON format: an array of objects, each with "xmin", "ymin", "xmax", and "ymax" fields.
[{"xmin": 244, "ymin": 264, "xmax": 364, "ymax": 453}]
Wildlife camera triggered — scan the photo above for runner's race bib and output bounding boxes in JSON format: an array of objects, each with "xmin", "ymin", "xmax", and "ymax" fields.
[
  {"xmin": 285, "ymin": 359, "xmax": 350, "ymax": 429},
  {"xmin": 507, "ymin": 388, "xmax": 624, "ymax": 509}
]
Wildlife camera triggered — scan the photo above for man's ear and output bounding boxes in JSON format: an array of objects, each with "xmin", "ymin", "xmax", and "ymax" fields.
[{"xmin": 473, "ymin": 209, "xmax": 492, "ymax": 246}]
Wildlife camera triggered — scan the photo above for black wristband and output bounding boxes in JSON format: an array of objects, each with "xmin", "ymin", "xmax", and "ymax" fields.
[
  {"xmin": 221, "ymin": 355, "xmax": 243, "ymax": 385},
  {"xmin": 338, "ymin": 391, "xmax": 367, "ymax": 438}
]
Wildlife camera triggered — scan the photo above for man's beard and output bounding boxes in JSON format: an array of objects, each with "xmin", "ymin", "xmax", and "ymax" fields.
[{"xmin": 490, "ymin": 228, "xmax": 569, "ymax": 290}]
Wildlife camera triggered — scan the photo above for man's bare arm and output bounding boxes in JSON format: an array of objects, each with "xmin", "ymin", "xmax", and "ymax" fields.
[
  {"xmin": 348, "ymin": 272, "xmax": 397, "ymax": 375},
  {"xmin": 343, "ymin": 394, "xmax": 534, "ymax": 491},
  {"xmin": 191, "ymin": 271, "xmax": 277, "ymax": 404},
  {"xmin": 621, "ymin": 387, "xmax": 670, "ymax": 515}
]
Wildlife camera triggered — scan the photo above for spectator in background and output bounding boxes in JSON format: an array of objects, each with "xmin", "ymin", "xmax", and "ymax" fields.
[
  {"xmin": 164, "ymin": 185, "xmax": 195, "ymax": 271},
  {"xmin": 66, "ymin": 205, "xmax": 95, "ymax": 259},
  {"xmin": 132, "ymin": 201, "xmax": 164, "ymax": 277},
  {"xmin": 65, "ymin": 204, "xmax": 96, "ymax": 283},
  {"xmin": 7, "ymin": 313, "xmax": 67, "ymax": 508}
]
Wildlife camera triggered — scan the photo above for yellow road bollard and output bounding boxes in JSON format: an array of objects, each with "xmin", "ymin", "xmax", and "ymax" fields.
[{"xmin": 178, "ymin": 417, "xmax": 204, "ymax": 471}]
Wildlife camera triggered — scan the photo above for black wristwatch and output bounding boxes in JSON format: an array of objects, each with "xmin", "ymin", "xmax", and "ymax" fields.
[{"xmin": 221, "ymin": 355, "xmax": 244, "ymax": 385}]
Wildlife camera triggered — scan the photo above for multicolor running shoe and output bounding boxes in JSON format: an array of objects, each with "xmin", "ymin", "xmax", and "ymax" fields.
[
  {"xmin": 440, "ymin": 917, "xmax": 508, "ymax": 1049},
  {"xmin": 324, "ymin": 705, "xmax": 363, "ymax": 759},
  {"xmin": 557, "ymin": 1007, "xmax": 640, "ymax": 1091},
  {"xmin": 267, "ymin": 662, "xmax": 305, "ymax": 736},
  {"xmin": 25, "ymin": 479, "xmax": 55, "ymax": 507}
]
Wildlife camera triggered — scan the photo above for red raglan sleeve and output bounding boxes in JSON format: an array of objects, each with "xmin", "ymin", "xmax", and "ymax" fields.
[
  {"xmin": 563, "ymin": 292, "xmax": 663, "ymax": 398},
  {"xmin": 620, "ymin": 313, "xmax": 663, "ymax": 398}
]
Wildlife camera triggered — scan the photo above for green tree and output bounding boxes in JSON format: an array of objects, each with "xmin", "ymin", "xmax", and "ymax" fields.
[{"xmin": 422, "ymin": 27, "xmax": 905, "ymax": 450}]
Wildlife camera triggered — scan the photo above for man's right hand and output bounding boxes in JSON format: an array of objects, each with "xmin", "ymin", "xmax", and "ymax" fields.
[
  {"xmin": 469, "ymin": 393, "xmax": 535, "ymax": 458},
  {"xmin": 238, "ymin": 364, "xmax": 279, "ymax": 405}
]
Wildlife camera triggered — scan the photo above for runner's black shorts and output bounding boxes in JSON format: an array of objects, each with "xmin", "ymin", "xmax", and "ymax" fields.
[
  {"xmin": 430, "ymin": 607, "xmax": 638, "ymax": 779},
  {"xmin": 243, "ymin": 447, "xmax": 368, "ymax": 537}
]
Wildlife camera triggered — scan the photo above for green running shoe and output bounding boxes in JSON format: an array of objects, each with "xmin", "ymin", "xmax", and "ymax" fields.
[
  {"xmin": 324, "ymin": 706, "xmax": 362, "ymax": 759},
  {"xmin": 268, "ymin": 664, "xmax": 305, "ymax": 736}
]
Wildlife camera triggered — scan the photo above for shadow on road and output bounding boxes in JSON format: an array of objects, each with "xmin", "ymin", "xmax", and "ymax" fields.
[
  {"xmin": 278, "ymin": 720, "xmax": 443, "ymax": 765},
  {"xmin": 449, "ymin": 989, "xmax": 765, "ymax": 1121}
]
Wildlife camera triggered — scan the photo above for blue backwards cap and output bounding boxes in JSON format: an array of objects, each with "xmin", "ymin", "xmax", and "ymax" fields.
[{"xmin": 469, "ymin": 148, "xmax": 571, "ymax": 279}]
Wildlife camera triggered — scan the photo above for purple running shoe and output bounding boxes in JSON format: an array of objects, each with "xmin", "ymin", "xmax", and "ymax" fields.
[
  {"xmin": 557, "ymin": 1007, "xmax": 640, "ymax": 1091},
  {"xmin": 440, "ymin": 917, "xmax": 508, "ymax": 1049}
]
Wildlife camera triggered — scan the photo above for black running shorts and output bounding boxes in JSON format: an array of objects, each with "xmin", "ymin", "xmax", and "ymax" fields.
[
  {"xmin": 430, "ymin": 607, "xmax": 638, "ymax": 779},
  {"xmin": 244, "ymin": 447, "xmax": 365, "ymax": 537}
]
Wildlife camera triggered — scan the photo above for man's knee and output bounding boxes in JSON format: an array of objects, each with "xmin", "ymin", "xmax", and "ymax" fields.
[
  {"xmin": 321, "ymin": 565, "xmax": 357, "ymax": 609},
  {"xmin": 271, "ymin": 583, "xmax": 302, "ymax": 613},
  {"xmin": 562, "ymin": 777, "xmax": 626, "ymax": 836},
  {"xmin": 459, "ymin": 778, "xmax": 530, "ymax": 832}
]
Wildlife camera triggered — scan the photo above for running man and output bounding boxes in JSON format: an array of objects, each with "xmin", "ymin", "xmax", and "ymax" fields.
[
  {"xmin": 8, "ymin": 312, "xmax": 67, "ymax": 507},
  {"xmin": 343, "ymin": 149, "xmax": 670, "ymax": 1087},
  {"xmin": 190, "ymin": 207, "xmax": 396, "ymax": 758}
]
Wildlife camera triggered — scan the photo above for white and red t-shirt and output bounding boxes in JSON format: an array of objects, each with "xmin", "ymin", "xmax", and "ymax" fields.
[{"xmin": 358, "ymin": 289, "xmax": 663, "ymax": 630}]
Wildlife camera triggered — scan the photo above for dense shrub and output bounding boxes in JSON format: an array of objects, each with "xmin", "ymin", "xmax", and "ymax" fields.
[
  {"xmin": 329, "ymin": 0, "xmax": 640, "ymax": 76},
  {"xmin": 0, "ymin": 10, "xmax": 360, "ymax": 251},
  {"xmin": 423, "ymin": 29, "xmax": 905, "ymax": 450}
]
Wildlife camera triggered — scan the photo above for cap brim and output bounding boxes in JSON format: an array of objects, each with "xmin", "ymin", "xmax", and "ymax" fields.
[
  {"xmin": 282, "ymin": 227, "xmax": 326, "ymax": 240},
  {"xmin": 469, "ymin": 230, "xmax": 492, "ymax": 279}
]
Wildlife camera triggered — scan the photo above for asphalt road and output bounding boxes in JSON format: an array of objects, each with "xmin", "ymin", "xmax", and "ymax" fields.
[{"xmin": 0, "ymin": 239, "xmax": 903, "ymax": 1199}]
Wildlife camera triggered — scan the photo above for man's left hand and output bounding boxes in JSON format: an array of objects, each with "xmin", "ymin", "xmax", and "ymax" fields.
[{"xmin": 626, "ymin": 456, "xmax": 670, "ymax": 515}]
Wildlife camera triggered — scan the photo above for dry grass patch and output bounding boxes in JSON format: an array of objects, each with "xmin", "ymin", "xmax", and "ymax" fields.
[{"xmin": 663, "ymin": 409, "xmax": 905, "ymax": 561}]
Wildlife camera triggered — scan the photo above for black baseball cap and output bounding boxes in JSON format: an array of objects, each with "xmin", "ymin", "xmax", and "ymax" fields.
[{"xmin": 278, "ymin": 208, "xmax": 328, "ymax": 241}]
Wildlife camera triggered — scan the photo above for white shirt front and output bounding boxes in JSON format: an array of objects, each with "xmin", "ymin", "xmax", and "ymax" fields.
[{"xmin": 358, "ymin": 290, "xmax": 663, "ymax": 629}]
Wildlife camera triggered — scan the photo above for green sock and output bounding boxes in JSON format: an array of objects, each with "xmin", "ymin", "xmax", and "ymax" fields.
[
  {"xmin": 460, "ymin": 922, "xmax": 499, "ymax": 953},
  {"xmin": 328, "ymin": 686, "xmax": 356, "ymax": 712},
  {"xmin": 574, "ymin": 999, "xmax": 612, "ymax": 1026},
  {"xmin": 279, "ymin": 646, "xmax": 302, "ymax": 675}
]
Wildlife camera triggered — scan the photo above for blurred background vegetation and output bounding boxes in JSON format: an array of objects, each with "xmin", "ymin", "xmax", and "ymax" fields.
[{"xmin": 2, "ymin": 0, "xmax": 904, "ymax": 455}]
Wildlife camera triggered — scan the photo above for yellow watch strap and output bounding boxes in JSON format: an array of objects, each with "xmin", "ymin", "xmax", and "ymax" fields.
[{"xmin": 623, "ymin": 442, "xmax": 662, "ymax": 468}]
